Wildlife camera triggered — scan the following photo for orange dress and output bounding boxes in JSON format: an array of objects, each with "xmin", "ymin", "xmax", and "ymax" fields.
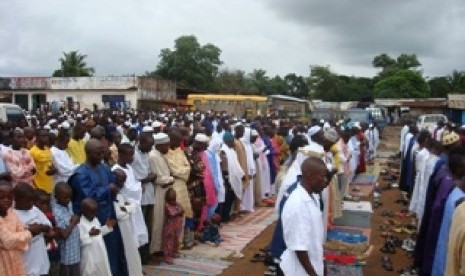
[{"xmin": 0, "ymin": 208, "xmax": 32, "ymax": 276}]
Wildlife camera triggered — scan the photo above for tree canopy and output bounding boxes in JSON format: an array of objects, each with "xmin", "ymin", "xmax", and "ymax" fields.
[
  {"xmin": 52, "ymin": 51, "xmax": 94, "ymax": 77},
  {"xmin": 148, "ymin": 35, "xmax": 222, "ymax": 92}
]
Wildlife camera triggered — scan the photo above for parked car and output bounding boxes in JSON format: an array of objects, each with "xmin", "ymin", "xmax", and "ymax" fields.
[
  {"xmin": 0, "ymin": 103, "xmax": 27, "ymax": 124},
  {"xmin": 416, "ymin": 114, "xmax": 448, "ymax": 131}
]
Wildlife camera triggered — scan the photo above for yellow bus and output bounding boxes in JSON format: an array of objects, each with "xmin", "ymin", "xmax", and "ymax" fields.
[{"xmin": 187, "ymin": 94, "xmax": 268, "ymax": 118}]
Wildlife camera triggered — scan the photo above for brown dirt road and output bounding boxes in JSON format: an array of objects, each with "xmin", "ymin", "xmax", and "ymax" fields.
[{"xmin": 222, "ymin": 126, "xmax": 415, "ymax": 275}]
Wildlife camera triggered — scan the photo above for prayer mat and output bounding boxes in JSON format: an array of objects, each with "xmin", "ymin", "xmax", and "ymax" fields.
[{"xmin": 351, "ymin": 174, "xmax": 378, "ymax": 185}]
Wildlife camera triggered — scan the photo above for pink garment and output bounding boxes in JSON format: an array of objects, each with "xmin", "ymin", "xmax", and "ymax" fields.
[
  {"xmin": 200, "ymin": 152, "xmax": 217, "ymax": 207},
  {"xmin": 271, "ymin": 137, "xmax": 280, "ymax": 170},
  {"xmin": 339, "ymin": 139, "xmax": 350, "ymax": 176}
]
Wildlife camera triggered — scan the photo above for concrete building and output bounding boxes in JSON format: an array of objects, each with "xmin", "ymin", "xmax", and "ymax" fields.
[{"xmin": 0, "ymin": 76, "xmax": 176, "ymax": 111}]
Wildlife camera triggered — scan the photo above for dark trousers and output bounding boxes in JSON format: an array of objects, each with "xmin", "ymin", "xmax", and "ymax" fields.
[
  {"xmin": 217, "ymin": 181, "xmax": 236, "ymax": 222},
  {"xmin": 140, "ymin": 204, "xmax": 154, "ymax": 264}
]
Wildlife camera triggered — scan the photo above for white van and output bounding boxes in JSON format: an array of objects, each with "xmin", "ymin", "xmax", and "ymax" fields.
[
  {"xmin": 416, "ymin": 114, "xmax": 448, "ymax": 131},
  {"xmin": 0, "ymin": 103, "xmax": 27, "ymax": 124}
]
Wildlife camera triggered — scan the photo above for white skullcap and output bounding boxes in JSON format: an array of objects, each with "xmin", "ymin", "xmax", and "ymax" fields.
[
  {"xmin": 369, "ymin": 123, "xmax": 373, "ymax": 128},
  {"xmin": 319, "ymin": 119, "xmax": 325, "ymax": 124},
  {"xmin": 251, "ymin": 129, "xmax": 259, "ymax": 136},
  {"xmin": 60, "ymin": 121, "xmax": 70, "ymax": 129},
  {"xmin": 307, "ymin": 125, "xmax": 322, "ymax": 137},
  {"xmin": 142, "ymin": 126, "xmax": 154, "ymax": 133},
  {"xmin": 43, "ymin": 125, "xmax": 51, "ymax": 130},
  {"xmin": 152, "ymin": 121, "xmax": 162, "ymax": 128},
  {"xmin": 352, "ymin": 122, "xmax": 361, "ymax": 129},
  {"xmin": 194, "ymin": 133, "xmax": 210, "ymax": 143},
  {"xmin": 153, "ymin": 133, "xmax": 170, "ymax": 145},
  {"xmin": 323, "ymin": 122, "xmax": 330, "ymax": 130},
  {"xmin": 76, "ymin": 114, "xmax": 82, "ymax": 118},
  {"xmin": 48, "ymin": 119, "xmax": 57, "ymax": 125}
]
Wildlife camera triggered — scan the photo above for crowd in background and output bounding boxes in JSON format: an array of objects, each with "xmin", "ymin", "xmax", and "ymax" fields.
[{"xmin": 0, "ymin": 108, "xmax": 380, "ymax": 276}]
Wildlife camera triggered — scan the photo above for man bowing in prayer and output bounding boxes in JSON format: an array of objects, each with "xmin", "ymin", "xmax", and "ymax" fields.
[
  {"xmin": 69, "ymin": 138, "xmax": 129, "ymax": 276},
  {"xmin": 149, "ymin": 133, "xmax": 175, "ymax": 255}
]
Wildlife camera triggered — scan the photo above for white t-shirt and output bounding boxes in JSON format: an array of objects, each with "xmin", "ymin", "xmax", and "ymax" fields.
[
  {"xmin": 51, "ymin": 146, "xmax": 78, "ymax": 184},
  {"xmin": 15, "ymin": 206, "xmax": 52, "ymax": 276},
  {"xmin": 280, "ymin": 184, "xmax": 324, "ymax": 276}
]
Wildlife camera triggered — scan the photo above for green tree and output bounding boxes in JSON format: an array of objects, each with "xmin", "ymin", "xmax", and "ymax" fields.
[
  {"xmin": 268, "ymin": 75, "xmax": 287, "ymax": 95},
  {"xmin": 248, "ymin": 69, "xmax": 270, "ymax": 94},
  {"xmin": 283, "ymin": 73, "xmax": 309, "ymax": 98},
  {"xmin": 216, "ymin": 69, "xmax": 256, "ymax": 94},
  {"xmin": 52, "ymin": 51, "xmax": 94, "ymax": 77},
  {"xmin": 429, "ymin": 76, "xmax": 451, "ymax": 97},
  {"xmin": 308, "ymin": 65, "xmax": 338, "ymax": 100},
  {"xmin": 448, "ymin": 70, "xmax": 465, "ymax": 93},
  {"xmin": 372, "ymin": 53, "xmax": 421, "ymax": 80},
  {"xmin": 151, "ymin": 35, "xmax": 222, "ymax": 91},
  {"xmin": 374, "ymin": 69, "xmax": 430, "ymax": 98}
]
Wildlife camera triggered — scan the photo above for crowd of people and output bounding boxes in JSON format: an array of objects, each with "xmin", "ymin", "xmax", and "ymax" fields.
[
  {"xmin": 398, "ymin": 120, "xmax": 465, "ymax": 276},
  {"xmin": 0, "ymin": 108, "xmax": 380, "ymax": 276}
]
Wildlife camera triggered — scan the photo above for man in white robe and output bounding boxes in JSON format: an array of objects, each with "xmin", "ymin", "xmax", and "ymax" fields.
[
  {"xmin": 241, "ymin": 127, "xmax": 256, "ymax": 212},
  {"xmin": 365, "ymin": 124, "xmax": 379, "ymax": 161}
]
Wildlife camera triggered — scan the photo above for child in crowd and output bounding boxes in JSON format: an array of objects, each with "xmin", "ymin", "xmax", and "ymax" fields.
[
  {"xmin": 0, "ymin": 180, "xmax": 33, "ymax": 276},
  {"xmin": 78, "ymin": 197, "xmax": 115, "ymax": 276},
  {"xmin": 13, "ymin": 182, "xmax": 52, "ymax": 276},
  {"xmin": 163, "ymin": 187, "xmax": 184, "ymax": 264},
  {"xmin": 35, "ymin": 189, "xmax": 60, "ymax": 276},
  {"xmin": 52, "ymin": 182, "xmax": 81, "ymax": 276},
  {"xmin": 200, "ymin": 213, "xmax": 222, "ymax": 246},
  {"xmin": 113, "ymin": 168, "xmax": 143, "ymax": 276}
]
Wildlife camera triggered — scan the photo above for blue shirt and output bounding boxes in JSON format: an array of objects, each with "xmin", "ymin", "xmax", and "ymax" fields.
[
  {"xmin": 52, "ymin": 201, "xmax": 80, "ymax": 265},
  {"xmin": 431, "ymin": 187, "xmax": 465, "ymax": 276}
]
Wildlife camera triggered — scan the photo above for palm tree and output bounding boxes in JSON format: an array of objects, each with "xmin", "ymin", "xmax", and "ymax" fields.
[{"xmin": 52, "ymin": 51, "xmax": 95, "ymax": 77}]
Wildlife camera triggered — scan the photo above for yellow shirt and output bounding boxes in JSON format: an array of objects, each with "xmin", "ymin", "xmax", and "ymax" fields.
[
  {"xmin": 67, "ymin": 138, "xmax": 86, "ymax": 165},
  {"xmin": 29, "ymin": 145, "xmax": 53, "ymax": 193}
]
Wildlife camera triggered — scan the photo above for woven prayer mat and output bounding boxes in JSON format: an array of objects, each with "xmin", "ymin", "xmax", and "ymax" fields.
[{"xmin": 144, "ymin": 207, "xmax": 276, "ymax": 275}]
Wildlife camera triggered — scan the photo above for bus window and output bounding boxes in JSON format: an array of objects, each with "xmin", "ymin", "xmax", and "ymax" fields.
[{"xmin": 6, "ymin": 107, "xmax": 26, "ymax": 123}]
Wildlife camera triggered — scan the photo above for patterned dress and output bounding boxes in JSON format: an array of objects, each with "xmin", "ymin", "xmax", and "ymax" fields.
[
  {"xmin": 2, "ymin": 148, "xmax": 35, "ymax": 187},
  {"xmin": 162, "ymin": 202, "xmax": 183, "ymax": 263},
  {"xmin": 185, "ymin": 149, "xmax": 206, "ymax": 230},
  {"xmin": 0, "ymin": 208, "xmax": 32, "ymax": 276}
]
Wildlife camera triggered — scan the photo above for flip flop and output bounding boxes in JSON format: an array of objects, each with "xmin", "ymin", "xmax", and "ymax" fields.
[{"xmin": 382, "ymin": 256, "xmax": 393, "ymax": 271}]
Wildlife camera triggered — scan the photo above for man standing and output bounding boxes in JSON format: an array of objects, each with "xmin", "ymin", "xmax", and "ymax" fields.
[
  {"xmin": 280, "ymin": 157, "xmax": 329, "ymax": 276},
  {"xmin": 149, "ymin": 133, "xmax": 175, "ymax": 254},
  {"xmin": 68, "ymin": 139, "xmax": 128, "ymax": 276},
  {"xmin": 165, "ymin": 129, "xmax": 193, "ymax": 248},
  {"xmin": 29, "ymin": 128, "xmax": 56, "ymax": 193}
]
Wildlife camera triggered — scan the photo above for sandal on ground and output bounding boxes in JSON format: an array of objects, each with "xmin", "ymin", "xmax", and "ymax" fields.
[{"xmin": 381, "ymin": 256, "xmax": 393, "ymax": 271}]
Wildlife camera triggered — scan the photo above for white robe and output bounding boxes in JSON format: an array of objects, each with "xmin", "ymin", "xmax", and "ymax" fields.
[
  {"xmin": 254, "ymin": 137, "xmax": 271, "ymax": 199},
  {"xmin": 365, "ymin": 128, "xmax": 379, "ymax": 160},
  {"xmin": 417, "ymin": 153, "xmax": 439, "ymax": 229},
  {"xmin": 347, "ymin": 136, "xmax": 360, "ymax": 182},
  {"xmin": 241, "ymin": 127, "xmax": 256, "ymax": 211},
  {"xmin": 78, "ymin": 217, "xmax": 113, "ymax": 276},
  {"xmin": 15, "ymin": 206, "xmax": 51, "ymax": 276},
  {"xmin": 400, "ymin": 125, "xmax": 409, "ymax": 153},
  {"xmin": 208, "ymin": 137, "xmax": 225, "ymax": 203},
  {"xmin": 114, "ymin": 194, "xmax": 143, "ymax": 276},
  {"xmin": 409, "ymin": 148, "xmax": 429, "ymax": 215},
  {"xmin": 221, "ymin": 144, "xmax": 245, "ymax": 199},
  {"xmin": 111, "ymin": 164, "xmax": 148, "ymax": 246}
]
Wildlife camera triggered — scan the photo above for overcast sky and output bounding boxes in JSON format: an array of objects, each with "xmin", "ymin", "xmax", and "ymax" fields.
[{"xmin": 1, "ymin": 0, "xmax": 464, "ymax": 78}]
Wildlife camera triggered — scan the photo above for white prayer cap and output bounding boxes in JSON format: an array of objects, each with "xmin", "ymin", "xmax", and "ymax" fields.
[
  {"xmin": 323, "ymin": 122, "xmax": 330, "ymax": 130},
  {"xmin": 76, "ymin": 114, "xmax": 82, "ymax": 118},
  {"xmin": 48, "ymin": 119, "xmax": 58, "ymax": 125},
  {"xmin": 43, "ymin": 125, "xmax": 51, "ymax": 130},
  {"xmin": 153, "ymin": 133, "xmax": 170, "ymax": 145},
  {"xmin": 369, "ymin": 123, "xmax": 373, "ymax": 128},
  {"xmin": 142, "ymin": 126, "xmax": 154, "ymax": 133},
  {"xmin": 26, "ymin": 115, "xmax": 31, "ymax": 119},
  {"xmin": 251, "ymin": 129, "xmax": 259, "ymax": 137},
  {"xmin": 194, "ymin": 133, "xmax": 210, "ymax": 143},
  {"xmin": 323, "ymin": 127, "xmax": 340, "ymax": 143},
  {"xmin": 152, "ymin": 121, "xmax": 162, "ymax": 128},
  {"xmin": 352, "ymin": 122, "xmax": 361, "ymax": 129},
  {"xmin": 319, "ymin": 119, "xmax": 325, "ymax": 124},
  {"xmin": 60, "ymin": 121, "xmax": 70, "ymax": 129},
  {"xmin": 307, "ymin": 125, "xmax": 322, "ymax": 137}
]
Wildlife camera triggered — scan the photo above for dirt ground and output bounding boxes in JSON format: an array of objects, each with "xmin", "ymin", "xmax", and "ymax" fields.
[{"xmin": 222, "ymin": 126, "xmax": 415, "ymax": 275}]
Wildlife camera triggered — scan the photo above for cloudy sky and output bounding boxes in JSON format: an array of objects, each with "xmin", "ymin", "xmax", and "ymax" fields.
[{"xmin": 1, "ymin": 0, "xmax": 464, "ymax": 78}]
